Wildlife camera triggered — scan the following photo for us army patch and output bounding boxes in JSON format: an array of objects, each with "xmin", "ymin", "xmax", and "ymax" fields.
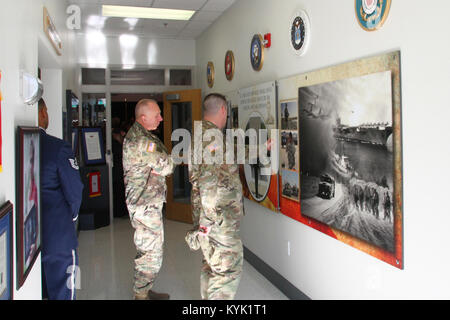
[{"xmin": 69, "ymin": 158, "xmax": 79, "ymax": 170}]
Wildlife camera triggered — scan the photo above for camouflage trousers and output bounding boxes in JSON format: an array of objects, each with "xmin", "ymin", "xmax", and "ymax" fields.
[
  {"xmin": 199, "ymin": 236, "xmax": 243, "ymax": 300},
  {"xmin": 128, "ymin": 202, "xmax": 164, "ymax": 295}
]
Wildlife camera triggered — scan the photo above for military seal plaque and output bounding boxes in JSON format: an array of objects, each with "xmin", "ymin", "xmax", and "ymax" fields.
[
  {"xmin": 225, "ymin": 50, "xmax": 235, "ymax": 81},
  {"xmin": 206, "ymin": 61, "xmax": 214, "ymax": 88},
  {"xmin": 356, "ymin": 0, "xmax": 391, "ymax": 31},
  {"xmin": 290, "ymin": 11, "xmax": 310, "ymax": 55},
  {"xmin": 250, "ymin": 34, "xmax": 264, "ymax": 71}
]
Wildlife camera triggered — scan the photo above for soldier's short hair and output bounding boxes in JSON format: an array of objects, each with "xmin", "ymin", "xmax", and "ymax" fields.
[
  {"xmin": 135, "ymin": 99, "xmax": 158, "ymax": 118},
  {"xmin": 203, "ymin": 93, "xmax": 227, "ymax": 116}
]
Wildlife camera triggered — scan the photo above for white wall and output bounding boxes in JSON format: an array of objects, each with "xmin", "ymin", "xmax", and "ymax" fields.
[
  {"xmin": 196, "ymin": 0, "xmax": 450, "ymax": 299},
  {"xmin": 75, "ymin": 33, "xmax": 196, "ymax": 68},
  {"xmin": 0, "ymin": 0, "xmax": 75, "ymax": 299}
]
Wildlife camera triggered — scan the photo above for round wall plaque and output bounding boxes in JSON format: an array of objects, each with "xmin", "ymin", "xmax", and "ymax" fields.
[
  {"xmin": 250, "ymin": 34, "xmax": 264, "ymax": 71},
  {"xmin": 225, "ymin": 50, "xmax": 235, "ymax": 81},
  {"xmin": 290, "ymin": 10, "xmax": 311, "ymax": 56},
  {"xmin": 355, "ymin": 0, "xmax": 391, "ymax": 31},
  {"xmin": 206, "ymin": 61, "xmax": 214, "ymax": 88}
]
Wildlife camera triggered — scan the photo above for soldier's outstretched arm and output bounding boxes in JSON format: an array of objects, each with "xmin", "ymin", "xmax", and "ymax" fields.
[{"xmin": 57, "ymin": 143, "xmax": 84, "ymax": 221}]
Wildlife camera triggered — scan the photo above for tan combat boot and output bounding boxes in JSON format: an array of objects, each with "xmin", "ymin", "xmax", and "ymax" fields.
[
  {"xmin": 147, "ymin": 290, "xmax": 170, "ymax": 300},
  {"xmin": 134, "ymin": 290, "xmax": 170, "ymax": 300},
  {"xmin": 134, "ymin": 291, "xmax": 149, "ymax": 300}
]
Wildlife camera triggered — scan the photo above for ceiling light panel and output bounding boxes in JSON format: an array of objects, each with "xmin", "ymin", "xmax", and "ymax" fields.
[
  {"xmin": 102, "ymin": 5, "xmax": 195, "ymax": 21},
  {"xmin": 152, "ymin": 0, "xmax": 208, "ymax": 11}
]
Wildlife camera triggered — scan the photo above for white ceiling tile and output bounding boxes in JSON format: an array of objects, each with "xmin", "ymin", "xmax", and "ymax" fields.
[
  {"xmin": 202, "ymin": 0, "xmax": 235, "ymax": 11},
  {"xmin": 98, "ymin": 0, "xmax": 153, "ymax": 6},
  {"xmin": 70, "ymin": 0, "xmax": 230, "ymax": 39},
  {"xmin": 184, "ymin": 20, "xmax": 212, "ymax": 30},
  {"xmin": 191, "ymin": 10, "xmax": 222, "ymax": 22},
  {"xmin": 177, "ymin": 28, "xmax": 205, "ymax": 39},
  {"xmin": 152, "ymin": 0, "xmax": 208, "ymax": 11},
  {"xmin": 140, "ymin": 18, "xmax": 189, "ymax": 29}
]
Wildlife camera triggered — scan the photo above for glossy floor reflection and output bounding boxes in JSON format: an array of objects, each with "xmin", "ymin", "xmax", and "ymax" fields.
[{"xmin": 76, "ymin": 217, "xmax": 288, "ymax": 300}]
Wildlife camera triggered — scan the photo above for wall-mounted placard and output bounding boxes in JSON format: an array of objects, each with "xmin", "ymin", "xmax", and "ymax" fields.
[
  {"xmin": 355, "ymin": 0, "xmax": 391, "ymax": 31},
  {"xmin": 81, "ymin": 127, "xmax": 106, "ymax": 165},
  {"xmin": 238, "ymin": 81, "xmax": 279, "ymax": 212}
]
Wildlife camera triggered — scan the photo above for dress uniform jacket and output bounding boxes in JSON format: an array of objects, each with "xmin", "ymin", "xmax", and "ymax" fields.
[{"xmin": 40, "ymin": 129, "xmax": 83, "ymax": 300}]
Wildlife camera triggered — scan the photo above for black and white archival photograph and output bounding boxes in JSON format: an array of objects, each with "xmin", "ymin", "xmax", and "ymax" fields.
[{"xmin": 299, "ymin": 70, "xmax": 395, "ymax": 252}]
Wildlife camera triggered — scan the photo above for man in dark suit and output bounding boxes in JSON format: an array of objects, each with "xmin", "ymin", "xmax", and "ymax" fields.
[{"xmin": 38, "ymin": 98, "xmax": 83, "ymax": 300}]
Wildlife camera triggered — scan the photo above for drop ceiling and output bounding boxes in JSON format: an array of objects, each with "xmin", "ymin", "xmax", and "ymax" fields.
[{"xmin": 68, "ymin": 0, "xmax": 236, "ymax": 39}]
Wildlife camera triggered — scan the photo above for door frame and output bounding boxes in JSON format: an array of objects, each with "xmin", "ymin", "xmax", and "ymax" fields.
[{"xmin": 163, "ymin": 89, "xmax": 202, "ymax": 224}]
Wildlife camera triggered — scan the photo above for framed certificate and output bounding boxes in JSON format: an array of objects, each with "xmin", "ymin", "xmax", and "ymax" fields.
[
  {"xmin": 0, "ymin": 201, "xmax": 13, "ymax": 300},
  {"xmin": 81, "ymin": 127, "xmax": 106, "ymax": 165}
]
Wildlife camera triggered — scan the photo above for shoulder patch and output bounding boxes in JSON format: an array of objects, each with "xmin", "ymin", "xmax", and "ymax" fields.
[
  {"xmin": 146, "ymin": 141, "xmax": 156, "ymax": 153},
  {"xmin": 69, "ymin": 158, "xmax": 79, "ymax": 170}
]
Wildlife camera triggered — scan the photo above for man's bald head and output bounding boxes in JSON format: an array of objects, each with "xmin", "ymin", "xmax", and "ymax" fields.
[{"xmin": 135, "ymin": 99, "xmax": 163, "ymax": 131}]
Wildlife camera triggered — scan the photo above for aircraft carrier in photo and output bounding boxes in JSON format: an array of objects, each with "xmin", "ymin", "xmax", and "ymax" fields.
[{"xmin": 333, "ymin": 119, "xmax": 392, "ymax": 147}]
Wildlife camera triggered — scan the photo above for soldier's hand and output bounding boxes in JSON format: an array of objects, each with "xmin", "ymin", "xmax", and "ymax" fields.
[
  {"xmin": 198, "ymin": 225, "xmax": 211, "ymax": 237},
  {"xmin": 151, "ymin": 170, "xmax": 160, "ymax": 176}
]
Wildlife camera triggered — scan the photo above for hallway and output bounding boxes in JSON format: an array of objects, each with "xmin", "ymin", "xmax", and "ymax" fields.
[{"xmin": 76, "ymin": 217, "xmax": 288, "ymax": 300}]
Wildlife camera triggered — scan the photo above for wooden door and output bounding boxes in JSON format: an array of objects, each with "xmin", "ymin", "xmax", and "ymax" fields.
[{"xmin": 163, "ymin": 89, "xmax": 202, "ymax": 224}]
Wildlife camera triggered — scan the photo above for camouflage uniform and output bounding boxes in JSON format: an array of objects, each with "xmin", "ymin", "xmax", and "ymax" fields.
[
  {"xmin": 186, "ymin": 120, "xmax": 244, "ymax": 300},
  {"xmin": 123, "ymin": 121, "xmax": 174, "ymax": 296}
]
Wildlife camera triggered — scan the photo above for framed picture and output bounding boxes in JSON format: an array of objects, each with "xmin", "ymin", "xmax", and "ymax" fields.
[
  {"xmin": 16, "ymin": 127, "xmax": 41, "ymax": 289},
  {"xmin": 81, "ymin": 127, "xmax": 106, "ymax": 165},
  {"xmin": 0, "ymin": 201, "xmax": 13, "ymax": 300},
  {"xmin": 281, "ymin": 170, "xmax": 300, "ymax": 202},
  {"xmin": 43, "ymin": 7, "xmax": 62, "ymax": 56}
]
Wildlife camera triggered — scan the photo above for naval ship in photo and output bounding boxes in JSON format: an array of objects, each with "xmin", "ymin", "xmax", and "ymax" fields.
[{"xmin": 333, "ymin": 118, "xmax": 393, "ymax": 148}]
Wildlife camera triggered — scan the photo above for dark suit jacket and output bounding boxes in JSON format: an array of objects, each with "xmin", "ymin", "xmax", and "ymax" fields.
[{"xmin": 40, "ymin": 129, "xmax": 83, "ymax": 257}]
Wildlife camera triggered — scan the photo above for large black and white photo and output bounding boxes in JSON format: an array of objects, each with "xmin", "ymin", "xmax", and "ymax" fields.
[{"xmin": 299, "ymin": 71, "xmax": 395, "ymax": 252}]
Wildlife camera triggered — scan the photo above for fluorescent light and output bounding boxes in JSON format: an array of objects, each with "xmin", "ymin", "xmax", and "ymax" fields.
[{"xmin": 102, "ymin": 5, "xmax": 195, "ymax": 21}]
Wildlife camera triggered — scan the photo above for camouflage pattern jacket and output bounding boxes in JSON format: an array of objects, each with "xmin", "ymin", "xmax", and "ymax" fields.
[
  {"xmin": 123, "ymin": 121, "xmax": 174, "ymax": 207},
  {"xmin": 189, "ymin": 120, "xmax": 243, "ymax": 240}
]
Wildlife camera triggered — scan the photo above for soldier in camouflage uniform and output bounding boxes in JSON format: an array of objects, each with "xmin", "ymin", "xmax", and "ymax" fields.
[
  {"xmin": 185, "ymin": 93, "xmax": 244, "ymax": 300},
  {"xmin": 123, "ymin": 99, "xmax": 175, "ymax": 300}
]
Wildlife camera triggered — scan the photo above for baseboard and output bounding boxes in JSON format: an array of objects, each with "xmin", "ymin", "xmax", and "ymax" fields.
[{"xmin": 243, "ymin": 246, "xmax": 310, "ymax": 300}]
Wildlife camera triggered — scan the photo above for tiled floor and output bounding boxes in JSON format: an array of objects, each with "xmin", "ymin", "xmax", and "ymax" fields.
[{"xmin": 76, "ymin": 217, "xmax": 288, "ymax": 300}]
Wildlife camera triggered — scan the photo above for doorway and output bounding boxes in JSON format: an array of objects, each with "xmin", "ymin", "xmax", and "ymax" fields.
[
  {"xmin": 110, "ymin": 93, "xmax": 163, "ymax": 218},
  {"xmin": 163, "ymin": 89, "xmax": 202, "ymax": 224}
]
